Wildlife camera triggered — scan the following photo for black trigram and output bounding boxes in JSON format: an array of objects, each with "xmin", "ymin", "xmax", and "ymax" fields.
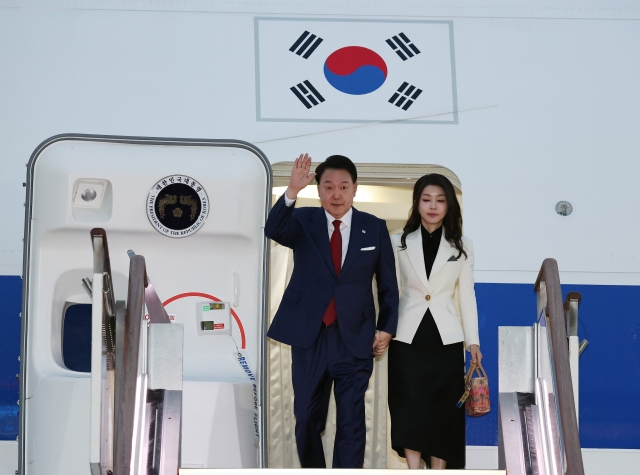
[
  {"xmin": 289, "ymin": 31, "xmax": 324, "ymax": 59},
  {"xmin": 291, "ymin": 81, "xmax": 325, "ymax": 109},
  {"xmin": 389, "ymin": 82, "xmax": 422, "ymax": 110},
  {"xmin": 386, "ymin": 33, "xmax": 421, "ymax": 61}
]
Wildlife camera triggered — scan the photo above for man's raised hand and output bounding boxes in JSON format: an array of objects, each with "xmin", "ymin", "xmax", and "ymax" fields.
[{"xmin": 285, "ymin": 153, "xmax": 316, "ymax": 200}]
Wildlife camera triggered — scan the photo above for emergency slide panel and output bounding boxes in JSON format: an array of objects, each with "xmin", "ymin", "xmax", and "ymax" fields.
[{"xmin": 20, "ymin": 135, "xmax": 271, "ymax": 475}]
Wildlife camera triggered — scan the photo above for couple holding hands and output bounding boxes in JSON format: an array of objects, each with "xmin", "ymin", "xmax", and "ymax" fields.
[{"xmin": 265, "ymin": 154, "xmax": 482, "ymax": 470}]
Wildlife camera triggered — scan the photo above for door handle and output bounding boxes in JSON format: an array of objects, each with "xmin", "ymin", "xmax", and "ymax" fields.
[{"xmin": 233, "ymin": 271, "xmax": 240, "ymax": 307}]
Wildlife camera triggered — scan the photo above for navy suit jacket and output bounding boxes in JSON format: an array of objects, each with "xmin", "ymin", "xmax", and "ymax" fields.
[{"xmin": 266, "ymin": 194, "xmax": 399, "ymax": 359}]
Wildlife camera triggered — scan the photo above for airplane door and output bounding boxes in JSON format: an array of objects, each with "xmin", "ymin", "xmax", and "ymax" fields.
[{"xmin": 20, "ymin": 135, "xmax": 271, "ymax": 473}]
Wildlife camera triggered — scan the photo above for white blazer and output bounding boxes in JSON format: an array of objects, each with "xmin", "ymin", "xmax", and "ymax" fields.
[{"xmin": 391, "ymin": 228, "xmax": 480, "ymax": 350}]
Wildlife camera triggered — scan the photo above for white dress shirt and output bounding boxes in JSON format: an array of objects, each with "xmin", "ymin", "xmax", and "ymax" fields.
[{"xmin": 283, "ymin": 193, "xmax": 352, "ymax": 265}]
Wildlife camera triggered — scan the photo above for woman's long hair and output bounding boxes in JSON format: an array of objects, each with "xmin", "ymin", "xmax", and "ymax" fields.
[{"xmin": 400, "ymin": 173, "xmax": 467, "ymax": 259}]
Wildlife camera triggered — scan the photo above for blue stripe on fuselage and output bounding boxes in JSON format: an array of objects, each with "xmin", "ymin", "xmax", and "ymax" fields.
[
  {"xmin": 0, "ymin": 276, "xmax": 638, "ymax": 448},
  {"xmin": 0, "ymin": 276, "xmax": 21, "ymax": 440}
]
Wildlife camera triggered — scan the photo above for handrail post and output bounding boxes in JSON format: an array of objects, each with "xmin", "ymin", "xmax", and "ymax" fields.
[
  {"xmin": 536, "ymin": 280, "xmax": 547, "ymax": 318},
  {"xmin": 563, "ymin": 292, "xmax": 582, "ymax": 339},
  {"xmin": 89, "ymin": 228, "xmax": 117, "ymax": 475},
  {"xmin": 564, "ymin": 292, "xmax": 582, "ymax": 424}
]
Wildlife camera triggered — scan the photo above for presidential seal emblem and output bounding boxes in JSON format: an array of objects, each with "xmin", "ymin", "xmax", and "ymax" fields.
[{"xmin": 147, "ymin": 175, "xmax": 209, "ymax": 238}]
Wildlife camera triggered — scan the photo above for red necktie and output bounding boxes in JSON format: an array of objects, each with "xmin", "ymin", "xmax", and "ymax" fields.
[{"xmin": 322, "ymin": 220, "xmax": 342, "ymax": 327}]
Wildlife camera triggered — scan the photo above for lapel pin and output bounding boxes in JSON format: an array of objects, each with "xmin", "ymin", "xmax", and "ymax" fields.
[{"xmin": 362, "ymin": 230, "xmax": 366, "ymax": 233}]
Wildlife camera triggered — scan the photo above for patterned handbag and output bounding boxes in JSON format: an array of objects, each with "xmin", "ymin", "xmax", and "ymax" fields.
[{"xmin": 461, "ymin": 363, "xmax": 491, "ymax": 417}]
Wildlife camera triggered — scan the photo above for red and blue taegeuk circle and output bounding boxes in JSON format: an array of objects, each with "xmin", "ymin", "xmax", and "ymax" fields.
[{"xmin": 323, "ymin": 46, "xmax": 388, "ymax": 95}]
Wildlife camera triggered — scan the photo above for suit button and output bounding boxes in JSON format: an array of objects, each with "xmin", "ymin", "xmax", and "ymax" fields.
[
  {"xmin": 425, "ymin": 294, "xmax": 431, "ymax": 301},
  {"xmin": 335, "ymin": 282, "xmax": 339, "ymax": 286}
]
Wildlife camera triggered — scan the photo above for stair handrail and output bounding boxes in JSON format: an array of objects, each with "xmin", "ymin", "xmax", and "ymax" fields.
[
  {"xmin": 113, "ymin": 255, "xmax": 146, "ymax": 475},
  {"xmin": 534, "ymin": 258, "xmax": 585, "ymax": 475}
]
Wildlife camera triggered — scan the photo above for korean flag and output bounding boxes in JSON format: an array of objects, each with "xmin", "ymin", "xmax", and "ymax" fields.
[{"xmin": 255, "ymin": 18, "xmax": 458, "ymax": 124}]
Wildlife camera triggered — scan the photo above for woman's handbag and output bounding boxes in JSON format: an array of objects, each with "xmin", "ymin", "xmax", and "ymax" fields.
[{"xmin": 460, "ymin": 363, "xmax": 491, "ymax": 417}]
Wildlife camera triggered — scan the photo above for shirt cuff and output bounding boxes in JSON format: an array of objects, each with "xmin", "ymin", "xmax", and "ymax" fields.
[{"xmin": 283, "ymin": 193, "xmax": 296, "ymax": 207}]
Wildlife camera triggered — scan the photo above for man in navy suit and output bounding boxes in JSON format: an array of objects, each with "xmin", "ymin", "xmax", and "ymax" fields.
[{"xmin": 266, "ymin": 154, "xmax": 398, "ymax": 468}]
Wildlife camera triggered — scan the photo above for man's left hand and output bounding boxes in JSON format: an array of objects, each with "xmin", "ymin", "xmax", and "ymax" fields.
[{"xmin": 372, "ymin": 330, "xmax": 392, "ymax": 357}]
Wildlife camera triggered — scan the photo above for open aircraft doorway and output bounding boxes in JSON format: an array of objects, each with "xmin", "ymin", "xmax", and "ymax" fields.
[{"xmin": 268, "ymin": 162, "xmax": 462, "ymax": 469}]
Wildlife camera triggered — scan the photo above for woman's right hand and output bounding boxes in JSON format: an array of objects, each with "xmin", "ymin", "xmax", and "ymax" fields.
[
  {"xmin": 469, "ymin": 344, "xmax": 482, "ymax": 365},
  {"xmin": 286, "ymin": 153, "xmax": 316, "ymax": 200}
]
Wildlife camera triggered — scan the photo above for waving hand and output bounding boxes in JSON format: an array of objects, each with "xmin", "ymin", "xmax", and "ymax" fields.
[{"xmin": 285, "ymin": 153, "xmax": 316, "ymax": 200}]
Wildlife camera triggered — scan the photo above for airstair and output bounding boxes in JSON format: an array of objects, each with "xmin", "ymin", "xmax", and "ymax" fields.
[
  {"xmin": 498, "ymin": 259, "xmax": 587, "ymax": 475},
  {"xmin": 89, "ymin": 229, "xmax": 183, "ymax": 475}
]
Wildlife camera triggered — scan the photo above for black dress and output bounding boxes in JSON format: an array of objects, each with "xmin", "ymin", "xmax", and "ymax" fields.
[{"xmin": 388, "ymin": 225, "xmax": 466, "ymax": 469}]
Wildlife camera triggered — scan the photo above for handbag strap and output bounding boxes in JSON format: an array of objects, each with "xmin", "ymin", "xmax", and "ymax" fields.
[
  {"xmin": 475, "ymin": 362, "xmax": 488, "ymax": 379},
  {"xmin": 465, "ymin": 362, "xmax": 488, "ymax": 385},
  {"xmin": 465, "ymin": 364, "xmax": 476, "ymax": 386}
]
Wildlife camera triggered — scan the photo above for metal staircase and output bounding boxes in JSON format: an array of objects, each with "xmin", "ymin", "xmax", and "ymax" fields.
[
  {"xmin": 498, "ymin": 259, "xmax": 586, "ymax": 475},
  {"xmin": 89, "ymin": 229, "xmax": 184, "ymax": 475}
]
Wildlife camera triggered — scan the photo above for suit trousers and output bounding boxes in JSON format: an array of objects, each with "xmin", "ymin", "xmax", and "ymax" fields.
[{"xmin": 291, "ymin": 324, "xmax": 374, "ymax": 468}]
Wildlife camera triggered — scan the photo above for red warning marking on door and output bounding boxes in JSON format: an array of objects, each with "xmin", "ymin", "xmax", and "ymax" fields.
[
  {"xmin": 214, "ymin": 323, "xmax": 225, "ymax": 330},
  {"xmin": 162, "ymin": 292, "xmax": 246, "ymax": 349}
]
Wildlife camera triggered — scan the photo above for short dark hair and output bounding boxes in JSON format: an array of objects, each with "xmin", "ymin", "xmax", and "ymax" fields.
[{"xmin": 315, "ymin": 155, "xmax": 357, "ymax": 184}]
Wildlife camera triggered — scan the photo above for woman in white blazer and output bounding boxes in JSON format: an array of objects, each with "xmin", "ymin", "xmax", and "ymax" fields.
[{"xmin": 388, "ymin": 174, "xmax": 482, "ymax": 470}]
